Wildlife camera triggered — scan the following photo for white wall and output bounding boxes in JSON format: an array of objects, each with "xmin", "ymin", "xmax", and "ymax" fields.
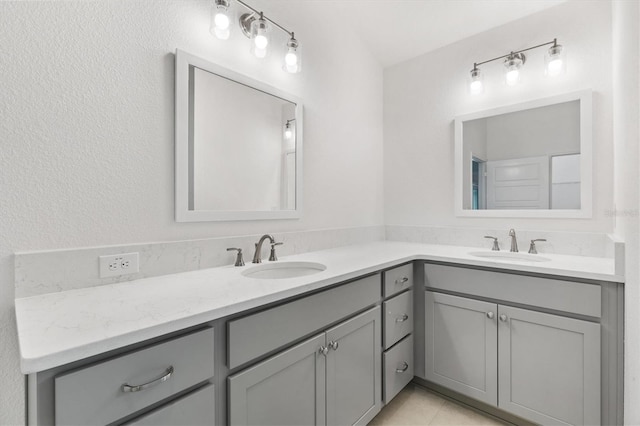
[
  {"xmin": 612, "ymin": 1, "xmax": 640, "ymax": 424},
  {"xmin": 0, "ymin": 1, "xmax": 384, "ymax": 424},
  {"xmin": 384, "ymin": 0, "xmax": 613, "ymax": 232}
]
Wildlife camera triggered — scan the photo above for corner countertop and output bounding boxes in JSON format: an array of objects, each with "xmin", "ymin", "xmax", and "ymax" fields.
[{"xmin": 15, "ymin": 241, "xmax": 623, "ymax": 374}]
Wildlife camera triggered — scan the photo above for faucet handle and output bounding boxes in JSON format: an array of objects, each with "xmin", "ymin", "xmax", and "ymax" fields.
[
  {"xmin": 484, "ymin": 236, "xmax": 500, "ymax": 251},
  {"xmin": 528, "ymin": 239, "xmax": 547, "ymax": 255},
  {"xmin": 226, "ymin": 247, "xmax": 245, "ymax": 267},
  {"xmin": 269, "ymin": 242, "xmax": 283, "ymax": 262}
]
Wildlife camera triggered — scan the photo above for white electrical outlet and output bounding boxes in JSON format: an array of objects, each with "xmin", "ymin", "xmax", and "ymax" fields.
[{"xmin": 99, "ymin": 252, "xmax": 140, "ymax": 278}]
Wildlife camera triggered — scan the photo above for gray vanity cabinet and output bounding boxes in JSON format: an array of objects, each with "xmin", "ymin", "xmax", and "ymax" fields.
[
  {"xmin": 228, "ymin": 334, "xmax": 327, "ymax": 426},
  {"xmin": 425, "ymin": 289, "xmax": 601, "ymax": 425},
  {"xmin": 424, "ymin": 291, "xmax": 498, "ymax": 405},
  {"xmin": 228, "ymin": 307, "xmax": 381, "ymax": 426},
  {"xmin": 497, "ymin": 305, "xmax": 600, "ymax": 426}
]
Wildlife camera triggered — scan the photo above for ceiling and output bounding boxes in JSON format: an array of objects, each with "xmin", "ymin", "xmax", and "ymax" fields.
[{"xmin": 253, "ymin": 0, "xmax": 567, "ymax": 67}]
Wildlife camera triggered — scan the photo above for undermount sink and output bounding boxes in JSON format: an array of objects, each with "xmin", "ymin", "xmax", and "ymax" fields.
[
  {"xmin": 241, "ymin": 261, "xmax": 327, "ymax": 279},
  {"xmin": 468, "ymin": 251, "xmax": 551, "ymax": 263}
]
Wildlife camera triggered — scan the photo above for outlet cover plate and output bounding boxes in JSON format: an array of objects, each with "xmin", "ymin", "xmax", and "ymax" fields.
[{"xmin": 99, "ymin": 252, "xmax": 140, "ymax": 278}]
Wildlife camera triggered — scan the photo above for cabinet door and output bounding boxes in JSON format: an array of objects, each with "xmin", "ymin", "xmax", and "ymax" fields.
[
  {"xmin": 498, "ymin": 305, "xmax": 600, "ymax": 426},
  {"xmin": 425, "ymin": 291, "xmax": 498, "ymax": 405},
  {"xmin": 326, "ymin": 307, "xmax": 382, "ymax": 426},
  {"xmin": 228, "ymin": 334, "xmax": 326, "ymax": 426}
]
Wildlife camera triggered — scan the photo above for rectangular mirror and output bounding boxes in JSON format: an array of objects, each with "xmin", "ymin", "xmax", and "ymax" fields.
[
  {"xmin": 175, "ymin": 50, "xmax": 303, "ymax": 222},
  {"xmin": 454, "ymin": 90, "xmax": 592, "ymax": 218}
]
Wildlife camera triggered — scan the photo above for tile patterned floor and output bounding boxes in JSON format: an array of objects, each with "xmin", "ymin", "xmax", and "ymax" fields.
[{"xmin": 370, "ymin": 384, "xmax": 508, "ymax": 426}]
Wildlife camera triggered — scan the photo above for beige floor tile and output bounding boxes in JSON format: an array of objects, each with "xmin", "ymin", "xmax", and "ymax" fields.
[
  {"xmin": 370, "ymin": 385, "xmax": 506, "ymax": 426},
  {"xmin": 428, "ymin": 401, "xmax": 505, "ymax": 426}
]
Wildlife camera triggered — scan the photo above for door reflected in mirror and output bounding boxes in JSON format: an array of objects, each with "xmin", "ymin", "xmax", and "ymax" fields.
[
  {"xmin": 464, "ymin": 100, "xmax": 580, "ymax": 210},
  {"xmin": 454, "ymin": 90, "xmax": 592, "ymax": 218},
  {"xmin": 175, "ymin": 50, "xmax": 303, "ymax": 222}
]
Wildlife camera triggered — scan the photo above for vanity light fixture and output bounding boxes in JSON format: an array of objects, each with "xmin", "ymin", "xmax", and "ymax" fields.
[
  {"xmin": 504, "ymin": 52, "xmax": 525, "ymax": 86},
  {"xmin": 249, "ymin": 12, "xmax": 270, "ymax": 59},
  {"xmin": 211, "ymin": 0, "xmax": 302, "ymax": 73},
  {"xmin": 210, "ymin": 0, "xmax": 232, "ymax": 40},
  {"xmin": 469, "ymin": 65, "xmax": 484, "ymax": 95},
  {"xmin": 284, "ymin": 119, "xmax": 295, "ymax": 139},
  {"xmin": 469, "ymin": 38, "xmax": 564, "ymax": 94}
]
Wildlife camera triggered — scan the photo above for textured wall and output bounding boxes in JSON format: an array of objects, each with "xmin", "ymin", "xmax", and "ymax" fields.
[
  {"xmin": 384, "ymin": 1, "xmax": 613, "ymax": 232},
  {"xmin": 612, "ymin": 1, "xmax": 640, "ymax": 424},
  {"xmin": 0, "ymin": 1, "xmax": 384, "ymax": 424}
]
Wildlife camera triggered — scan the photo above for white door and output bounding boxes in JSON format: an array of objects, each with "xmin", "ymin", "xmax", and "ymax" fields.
[{"xmin": 486, "ymin": 156, "xmax": 549, "ymax": 209}]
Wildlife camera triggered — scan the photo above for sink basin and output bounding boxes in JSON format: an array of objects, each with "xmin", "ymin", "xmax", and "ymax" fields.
[
  {"xmin": 468, "ymin": 251, "xmax": 551, "ymax": 263},
  {"xmin": 242, "ymin": 261, "xmax": 327, "ymax": 279}
]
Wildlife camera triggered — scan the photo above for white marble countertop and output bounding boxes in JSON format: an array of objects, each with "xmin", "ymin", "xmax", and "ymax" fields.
[{"xmin": 15, "ymin": 241, "xmax": 623, "ymax": 374}]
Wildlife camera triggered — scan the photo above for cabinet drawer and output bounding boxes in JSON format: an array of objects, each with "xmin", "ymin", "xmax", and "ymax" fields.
[
  {"xmin": 383, "ymin": 290, "xmax": 413, "ymax": 349},
  {"xmin": 228, "ymin": 274, "xmax": 380, "ymax": 369},
  {"xmin": 383, "ymin": 264, "xmax": 413, "ymax": 297},
  {"xmin": 55, "ymin": 328, "xmax": 214, "ymax": 426},
  {"xmin": 424, "ymin": 263, "xmax": 601, "ymax": 317},
  {"xmin": 126, "ymin": 384, "xmax": 215, "ymax": 426},
  {"xmin": 383, "ymin": 335, "xmax": 413, "ymax": 404}
]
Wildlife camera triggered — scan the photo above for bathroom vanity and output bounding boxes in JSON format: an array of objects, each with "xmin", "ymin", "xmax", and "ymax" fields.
[{"xmin": 16, "ymin": 242, "xmax": 623, "ymax": 425}]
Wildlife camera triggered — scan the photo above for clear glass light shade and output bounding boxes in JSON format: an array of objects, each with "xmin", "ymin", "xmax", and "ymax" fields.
[
  {"xmin": 210, "ymin": 0, "xmax": 231, "ymax": 40},
  {"xmin": 469, "ymin": 68, "xmax": 483, "ymax": 95},
  {"xmin": 284, "ymin": 123, "xmax": 293, "ymax": 139},
  {"xmin": 504, "ymin": 54, "xmax": 524, "ymax": 86},
  {"xmin": 545, "ymin": 44, "xmax": 565, "ymax": 77},
  {"xmin": 283, "ymin": 36, "xmax": 301, "ymax": 73},
  {"xmin": 250, "ymin": 16, "xmax": 270, "ymax": 59}
]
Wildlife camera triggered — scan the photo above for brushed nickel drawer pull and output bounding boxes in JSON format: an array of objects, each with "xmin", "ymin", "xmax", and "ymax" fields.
[
  {"xmin": 122, "ymin": 366, "xmax": 174, "ymax": 393},
  {"xmin": 395, "ymin": 314, "xmax": 409, "ymax": 323},
  {"xmin": 395, "ymin": 277, "xmax": 409, "ymax": 285},
  {"xmin": 396, "ymin": 362, "xmax": 409, "ymax": 373}
]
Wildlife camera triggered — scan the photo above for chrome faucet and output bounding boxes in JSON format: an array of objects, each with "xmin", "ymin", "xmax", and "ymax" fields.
[
  {"xmin": 252, "ymin": 234, "xmax": 275, "ymax": 263},
  {"xmin": 508, "ymin": 229, "xmax": 518, "ymax": 252}
]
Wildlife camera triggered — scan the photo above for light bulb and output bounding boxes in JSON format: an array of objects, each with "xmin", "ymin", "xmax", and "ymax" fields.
[
  {"xmin": 285, "ymin": 128, "xmax": 293, "ymax": 139},
  {"xmin": 285, "ymin": 52, "xmax": 298, "ymax": 66},
  {"xmin": 505, "ymin": 69, "xmax": 520, "ymax": 86},
  {"xmin": 469, "ymin": 67, "xmax": 483, "ymax": 95},
  {"xmin": 210, "ymin": 0, "xmax": 231, "ymax": 40},
  {"xmin": 547, "ymin": 58, "xmax": 563, "ymax": 76},
  {"xmin": 214, "ymin": 12, "xmax": 230, "ymax": 29},
  {"xmin": 254, "ymin": 34, "xmax": 268, "ymax": 49},
  {"xmin": 254, "ymin": 47, "xmax": 267, "ymax": 59}
]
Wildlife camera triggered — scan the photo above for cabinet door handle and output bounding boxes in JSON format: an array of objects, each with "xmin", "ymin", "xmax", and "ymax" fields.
[
  {"xmin": 395, "ymin": 314, "xmax": 410, "ymax": 323},
  {"xmin": 122, "ymin": 366, "xmax": 174, "ymax": 393},
  {"xmin": 486, "ymin": 311, "xmax": 494, "ymax": 319},
  {"xmin": 395, "ymin": 277, "xmax": 409, "ymax": 285},
  {"xmin": 319, "ymin": 346, "xmax": 329, "ymax": 356},
  {"xmin": 499, "ymin": 314, "xmax": 508, "ymax": 322},
  {"xmin": 329, "ymin": 341, "xmax": 339, "ymax": 351},
  {"xmin": 395, "ymin": 362, "xmax": 409, "ymax": 373}
]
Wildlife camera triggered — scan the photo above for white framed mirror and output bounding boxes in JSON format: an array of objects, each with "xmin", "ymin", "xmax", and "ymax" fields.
[
  {"xmin": 454, "ymin": 90, "xmax": 592, "ymax": 218},
  {"xmin": 175, "ymin": 49, "xmax": 303, "ymax": 222}
]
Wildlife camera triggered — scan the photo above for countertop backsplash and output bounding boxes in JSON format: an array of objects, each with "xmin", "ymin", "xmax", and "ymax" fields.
[
  {"xmin": 15, "ymin": 225, "xmax": 623, "ymax": 299},
  {"xmin": 14, "ymin": 226, "xmax": 385, "ymax": 298},
  {"xmin": 385, "ymin": 225, "xmax": 617, "ymax": 258}
]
